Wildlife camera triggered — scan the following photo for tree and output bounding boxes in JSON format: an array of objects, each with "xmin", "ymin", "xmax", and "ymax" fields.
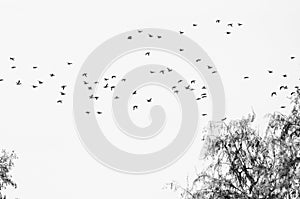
[
  {"xmin": 0, "ymin": 150, "xmax": 17, "ymax": 199},
  {"xmin": 169, "ymin": 89, "xmax": 300, "ymax": 199}
]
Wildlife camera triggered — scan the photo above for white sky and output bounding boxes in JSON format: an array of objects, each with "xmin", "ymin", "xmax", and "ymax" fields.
[{"xmin": 0, "ymin": 0, "xmax": 300, "ymax": 198}]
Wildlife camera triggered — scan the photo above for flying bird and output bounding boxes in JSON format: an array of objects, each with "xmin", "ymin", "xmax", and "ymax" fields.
[
  {"xmin": 150, "ymin": 70, "xmax": 155, "ymax": 74},
  {"xmin": 83, "ymin": 81, "xmax": 89, "ymax": 85},
  {"xmin": 202, "ymin": 113, "xmax": 207, "ymax": 116},
  {"xmin": 291, "ymin": 56, "xmax": 295, "ymax": 59},
  {"xmin": 110, "ymin": 86, "xmax": 115, "ymax": 90},
  {"xmin": 283, "ymin": 74, "xmax": 287, "ymax": 78},
  {"xmin": 133, "ymin": 105, "xmax": 138, "ymax": 110},
  {"xmin": 103, "ymin": 83, "xmax": 108, "ymax": 88},
  {"xmin": 114, "ymin": 96, "xmax": 119, "ymax": 99},
  {"xmin": 271, "ymin": 92, "xmax": 277, "ymax": 97},
  {"xmin": 137, "ymin": 30, "xmax": 143, "ymax": 33},
  {"xmin": 238, "ymin": 23, "xmax": 243, "ymax": 26},
  {"xmin": 38, "ymin": 80, "xmax": 43, "ymax": 84},
  {"xmin": 178, "ymin": 80, "xmax": 183, "ymax": 83},
  {"xmin": 157, "ymin": 35, "xmax": 162, "ymax": 39},
  {"xmin": 227, "ymin": 23, "xmax": 233, "ymax": 27},
  {"xmin": 196, "ymin": 97, "xmax": 201, "ymax": 100},
  {"xmin": 94, "ymin": 81, "xmax": 99, "ymax": 84},
  {"xmin": 174, "ymin": 90, "xmax": 179, "ymax": 94},
  {"xmin": 32, "ymin": 85, "xmax": 38, "ymax": 88},
  {"xmin": 179, "ymin": 31, "xmax": 184, "ymax": 34},
  {"xmin": 97, "ymin": 111, "xmax": 102, "ymax": 114},
  {"xmin": 146, "ymin": 98, "xmax": 152, "ymax": 102},
  {"xmin": 172, "ymin": 86, "xmax": 177, "ymax": 90},
  {"xmin": 121, "ymin": 78, "xmax": 126, "ymax": 82},
  {"xmin": 280, "ymin": 106, "xmax": 286, "ymax": 109},
  {"xmin": 9, "ymin": 57, "xmax": 15, "ymax": 61},
  {"xmin": 148, "ymin": 34, "xmax": 153, "ymax": 38},
  {"xmin": 244, "ymin": 76, "xmax": 249, "ymax": 79},
  {"xmin": 88, "ymin": 86, "xmax": 92, "ymax": 90},
  {"xmin": 160, "ymin": 70, "xmax": 165, "ymax": 74},
  {"xmin": 221, "ymin": 117, "xmax": 227, "ymax": 121},
  {"xmin": 16, "ymin": 80, "xmax": 21, "ymax": 85},
  {"xmin": 132, "ymin": 90, "xmax": 137, "ymax": 95},
  {"xmin": 50, "ymin": 73, "xmax": 55, "ymax": 77},
  {"xmin": 192, "ymin": 23, "xmax": 197, "ymax": 27},
  {"xmin": 57, "ymin": 100, "xmax": 62, "ymax": 104},
  {"xmin": 0, "ymin": 79, "xmax": 3, "ymax": 82},
  {"xmin": 191, "ymin": 80, "xmax": 196, "ymax": 84},
  {"xmin": 268, "ymin": 70, "xmax": 273, "ymax": 74},
  {"xmin": 207, "ymin": 65, "xmax": 213, "ymax": 69},
  {"xmin": 104, "ymin": 78, "xmax": 109, "ymax": 81},
  {"xmin": 67, "ymin": 62, "xmax": 73, "ymax": 65},
  {"xmin": 179, "ymin": 48, "xmax": 184, "ymax": 52},
  {"xmin": 167, "ymin": 67, "xmax": 172, "ymax": 72},
  {"xmin": 226, "ymin": 31, "xmax": 231, "ymax": 34},
  {"xmin": 11, "ymin": 66, "xmax": 16, "ymax": 69},
  {"xmin": 216, "ymin": 19, "xmax": 220, "ymax": 23},
  {"xmin": 94, "ymin": 96, "xmax": 99, "ymax": 100},
  {"xmin": 202, "ymin": 86, "xmax": 206, "ymax": 89},
  {"xmin": 60, "ymin": 92, "xmax": 66, "ymax": 96},
  {"xmin": 33, "ymin": 66, "xmax": 38, "ymax": 69},
  {"xmin": 85, "ymin": 111, "xmax": 90, "ymax": 114},
  {"xmin": 185, "ymin": 85, "xmax": 191, "ymax": 90},
  {"xmin": 61, "ymin": 85, "xmax": 67, "ymax": 90},
  {"xmin": 145, "ymin": 52, "xmax": 150, "ymax": 56},
  {"xmin": 196, "ymin": 59, "xmax": 201, "ymax": 62},
  {"xmin": 127, "ymin": 36, "xmax": 132, "ymax": 40},
  {"xmin": 111, "ymin": 75, "xmax": 116, "ymax": 79},
  {"xmin": 82, "ymin": 73, "xmax": 87, "ymax": 77}
]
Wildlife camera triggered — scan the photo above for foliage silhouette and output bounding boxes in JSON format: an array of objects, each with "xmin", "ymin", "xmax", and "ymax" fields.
[{"xmin": 169, "ymin": 89, "xmax": 300, "ymax": 199}]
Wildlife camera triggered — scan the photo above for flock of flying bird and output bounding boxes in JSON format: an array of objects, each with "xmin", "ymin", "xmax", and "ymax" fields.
[{"xmin": 1, "ymin": 20, "xmax": 298, "ymax": 120}]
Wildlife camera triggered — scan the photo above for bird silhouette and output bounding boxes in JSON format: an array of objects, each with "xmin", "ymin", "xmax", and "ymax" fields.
[
  {"xmin": 157, "ymin": 35, "xmax": 162, "ymax": 39},
  {"xmin": 238, "ymin": 23, "xmax": 243, "ymax": 26},
  {"xmin": 60, "ymin": 92, "xmax": 66, "ymax": 96},
  {"xmin": 174, "ymin": 90, "xmax": 179, "ymax": 94},
  {"xmin": 244, "ymin": 76, "xmax": 249, "ymax": 79},
  {"xmin": 150, "ymin": 70, "xmax": 155, "ymax": 74},
  {"xmin": 145, "ymin": 52, "xmax": 150, "ymax": 56},
  {"xmin": 82, "ymin": 73, "xmax": 87, "ymax": 77},
  {"xmin": 67, "ymin": 62, "xmax": 73, "ymax": 65},
  {"xmin": 104, "ymin": 78, "xmax": 109, "ymax": 81},
  {"xmin": 202, "ymin": 96, "xmax": 207, "ymax": 99},
  {"xmin": 146, "ymin": 98, "xmax": 152, "ymax": 102},
  {"xmin": 103, "ymin": 83, "xmax": 108, "ymax": 88},
  {"xmin": 132, "ymin": 90, "xmax": 137, "ymax": 95},
  {"xmin": 221, "ymin": 117, "xmax": 227, "ymax": 121},
  {"xmin": 202, "ymin": 86, "xmax": 206, "ymax": 89},
  {"xmin": 216, "ymin": 19, "xmax": 220, "ymax": 23},
  {"xmin": 97, "ymin": 111, "xmax": 102, "ymax": 114},
  {"xmin": 50, "ymin": 73, "xmax": 55, "ymax": 77},
  {"xmin": 0, "ymin": 79, "xmax": 3, "ymax": 81},
  {"xmin": 94, "ymin": 81, "xmax": 99, "ymax": 84},
  {"xmin": 16, "ymin": 80, "xmax": 21, "ymax": 85},
  {"xmin": 196, "ymin": 97, "xmax": 201, "ymax": 100},
  {"xmin": 85, "ymin": 111, "xmax": 90, "ymax": 114},
  {"xmin": 279, "ymin": 86, "xmax": 288, "ymax": 90},
  {"xmin": 111, "ymin": 75, "xmax": 116, "ymax": 78},
  {"xmin": 202, "ymin": 113, "xmax": 207, "ymax": 116},
  {"xmin": 121, "ymin": 78, "xmax": 126, "ymax": 82},
  {"xmin": 185, "ymin": 85, "xmax": 190, "ymax": 89},
  {"xmin": 283, "ymin": 74, "xmax": 287, "ymax": 78},
  {"xmin": 178, "ymin": 80, "xmax": 183, "ymax": 83},
  {"xmin": 179, "ymin": 48, "xmax": 184, "ymax": 52},
  {"xmin": 137, "ymin": 30, "xmax": 143, "ymax": 33},
  {"xmin": 133, "ymin": 105, "xmax": 138, "ymax": 110},
  {"xmin": 114, "ymin": 96, "xmax": 119, "ymax": 99},
  {"xmin": 11, "ymin": 66, "xmax": 16, "ymax": 69},
  {"xmin": 160, "ymin": 70, "xmax": 165, "ymax": 74},
  {"xmin": 268, "ymin": 70, "xmax": 273, "ymax": 74},
  {"xmin": 167, "ymin": 67, "xmax": 172, "ymax": 72},
  {"xmin": 193, "ymin": 23, "xmax": 197, "ymax": 27},
  {"xmin": 280, "ymin": 106, "xmax": 286, "ymax": 109},
  {"xmin": 190, "ymin": 88, "xmax": 195, "ymax": 91},
  {"xmin": 271, "ymin": 92, "xmax": 277, "ymax": 97},
  {"xmin": 61, "ymin": 85, "xmax": 67, "ymax": 90},
  {"xmin": 148, "ymin": 34, "xmax": 153, "ymax": 38},
  {"xmin": 89, "ymin": 95, "xmax": 94, "ymax": 99},
  {"xmin": 291, "ymin": 56, "xmax": 295, "ymax": 59},
  {"xmin": 57, "ymin": 100, "xmax": 62, "ymax": 103},
  {"xmin": 226, "ymin": 32, "xmax": 231, "ymax": 34},
  {"xmin": 88, "ymin": 86, "xmax": 92, "ymax": 90},
  {"xmin": 212, "ymin": 71, "xmax": 217, "ymax": 74},
  {"xmin": 127, "ymin": 36, "xmax": 132, "ymax": 40},
  {"xmin": 94, "ymin": 96, "xmax": 99, "ymax": 100},
  {"xmin": 291, "ymin": 92, "xmax": 295, "ymax": 95},
  {"xmin": 83, "ymin": 81, "xmax": 89, "ymax": 85},
  {"xmin": 172, "ymin": 86, "xmax": 177, "ymax": 90},
  {"xmin": 179, "ymin": 31, "xmax": 184, "ymax": 34},
  {"xmin": 38, "ymin": 80, "xmax": 43, "ymax": 84},
  {"xmin": 10, "ymin": 57, "xmax": 15, "ymax": 61},
  {"xmin": 32, "ymin": 85, "xmax": 38, "ymax": 88},
  {"xmin": 191, "ymin": 80, "xmax": 196, "ymax": 84},
  {"xmin": 110, "ymin": 86, "xmax": 115, "ymax": 90},
  {"xmin": 33, "ymin": 66, "xmax": 38, "ymax": 69},
  {"xmin": 207, "ymin": 65, "xmax": 213, "ymax": 69},
  {"xmin": 227, "ymin": 23, "xmax": 233, "ymax": 27}
]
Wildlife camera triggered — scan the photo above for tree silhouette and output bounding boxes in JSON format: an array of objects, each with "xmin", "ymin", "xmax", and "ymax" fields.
[
  {"xmin": 169, "ymin": 89, "xmax": 300, "ymax": 199},
  {"xmin": 0, "ymin": 150, "xmax": 17, "ymax": 199}
]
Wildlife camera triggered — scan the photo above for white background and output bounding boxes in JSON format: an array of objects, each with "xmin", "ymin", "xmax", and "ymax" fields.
[{"xmin": 0, "ymin": 0, "xmax": 300, "ymax": 198}]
